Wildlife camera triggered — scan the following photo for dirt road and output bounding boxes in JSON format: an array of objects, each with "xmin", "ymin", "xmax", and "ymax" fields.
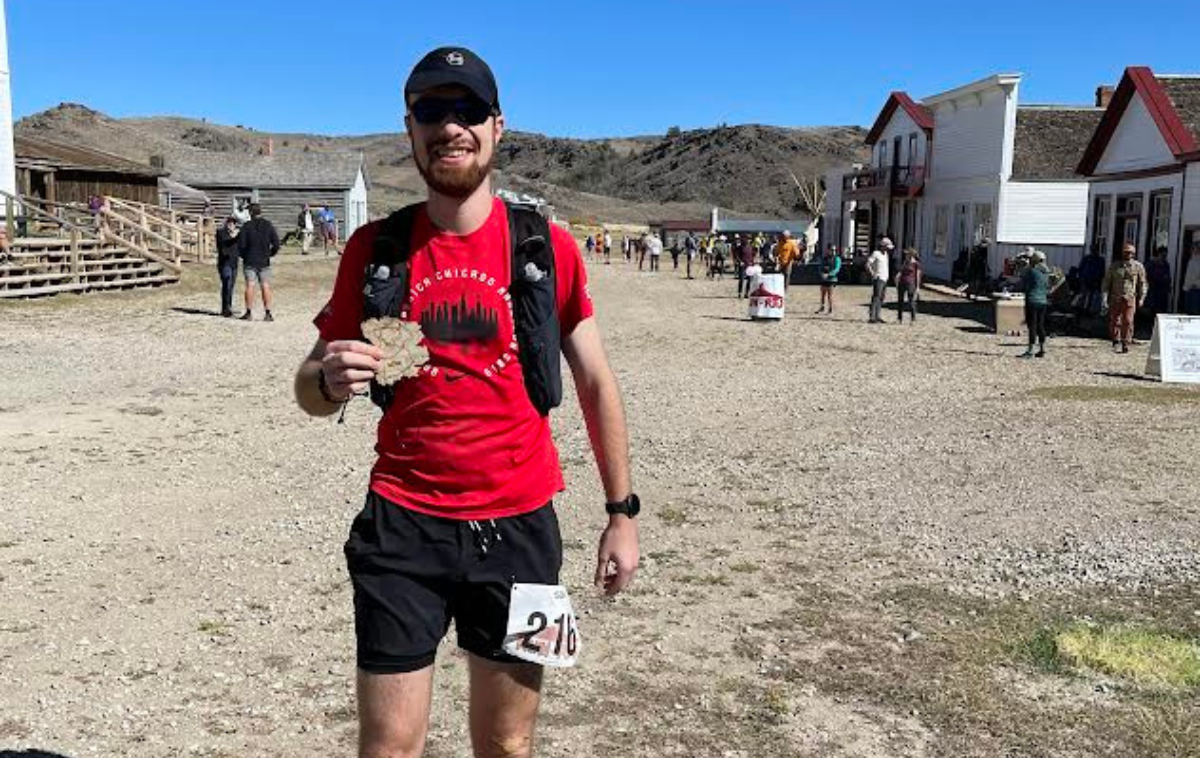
[{"xmin": 2, "ymin": 252, "xmax": 1198, "ymax": 757}]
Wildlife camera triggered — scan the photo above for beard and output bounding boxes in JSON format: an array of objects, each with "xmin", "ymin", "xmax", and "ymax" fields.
[{"xmin": 414, "ymin": 141, "xmax": 493, "ymax": 200}]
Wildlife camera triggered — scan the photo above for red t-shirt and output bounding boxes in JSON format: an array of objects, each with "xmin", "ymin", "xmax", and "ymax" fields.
[{"xmin": 314, "ymin": 198, "xmax": 593, "ymax": 520}]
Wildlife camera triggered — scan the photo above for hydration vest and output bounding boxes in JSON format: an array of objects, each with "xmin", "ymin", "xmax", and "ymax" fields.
[{"xmin": 361, "ymin": 201, "xmax": 563, "ymax": 417}]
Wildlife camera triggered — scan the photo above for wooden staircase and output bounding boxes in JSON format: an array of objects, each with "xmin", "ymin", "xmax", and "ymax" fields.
[{"xmin": 0, "ymin": 192, "xmax": 214, "ymax": 300}]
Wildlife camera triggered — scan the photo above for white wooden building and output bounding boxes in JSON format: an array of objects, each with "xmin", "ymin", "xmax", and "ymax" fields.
[
  {"xmin": 1077, "ymin": 67, "xmax": 1200, "ymax": 311},
  {"xmin": 828, "ymin": 76, "xmax": 1103, "ymax": 281},
  {"xmin": 828, "ymin": 93, "xmax": 932, "ymax": 257}
]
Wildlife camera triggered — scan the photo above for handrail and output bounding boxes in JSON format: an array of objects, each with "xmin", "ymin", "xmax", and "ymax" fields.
[
  {"xmin": 101, "ymin": 206, "xmax": 189, "ymax": 258},
  {"xmin": 107, "ymin": 197, "xmax": 202, "ymax": 238},
  {"xmin": 105, "ymin": 196, "xmax": 214, "ymax": 262},
  {"xmin": 0, "ymin": 188, "xmax": 94, "ymax": 236}
]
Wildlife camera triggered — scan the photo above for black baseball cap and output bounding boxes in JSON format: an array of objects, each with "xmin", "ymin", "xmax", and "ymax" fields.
[{"xmin": 404, "ymin": 47, "xmax": 500, "ymax": 111}]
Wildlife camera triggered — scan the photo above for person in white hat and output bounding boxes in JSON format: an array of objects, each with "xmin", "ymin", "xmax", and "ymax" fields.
[{"xmin": 866, "ymin": 237, "xmax": 893, "ymax": 323}]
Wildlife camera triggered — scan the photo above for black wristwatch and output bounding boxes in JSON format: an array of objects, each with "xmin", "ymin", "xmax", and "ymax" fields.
[{"xmin": 605, "ymin": 493, "xmax": 640, "ymax": 518}]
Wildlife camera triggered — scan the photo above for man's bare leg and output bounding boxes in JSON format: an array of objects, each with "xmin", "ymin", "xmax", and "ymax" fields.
[
  {"xmin": 357, "ymin": 668, "xmax": 435, "ymax": 758},
  {"xmin": 262, "ymin": 282, "xmax": 274, "ymax": 312},
  {"xmin": 244, "ymin": 283, "xmax": 257, "ymax": 314},
  {"xmin": 468, "ymin": 655, "xmax": 543, "ymax": 758}
]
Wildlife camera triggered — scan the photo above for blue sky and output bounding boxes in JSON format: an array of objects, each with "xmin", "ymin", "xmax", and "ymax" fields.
[{"xmin": 8, "ymin": 0, "xmax": 1200, "ymax": 138}]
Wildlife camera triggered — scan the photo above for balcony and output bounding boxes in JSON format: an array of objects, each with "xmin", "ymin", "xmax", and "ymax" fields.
[{"xmin": 843, "ymin": 164, "xmax": 927, "ymax": 199}]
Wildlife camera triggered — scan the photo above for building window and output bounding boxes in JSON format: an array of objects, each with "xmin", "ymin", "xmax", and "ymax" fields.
[
  {"xmin": 878, "ymin": 142, "xmax": 888, "ymax": 168},
  {"xmin": 973, "ymin": 203, "xmax": 993, "ymax": 245},
  {"xmin": 933, "ymin": 206, "xmax": 949, "ymax": 258},
  {"xmin": 1146, "ymin": 190, "xmax": 1172, "ymax": 258},
  {"xmin": 1092, "ymin": 195, "xmax": 1111, "ymax": 256},
  {"xmin": 908, "ymin": 133, "xmax": 918, "ymax": 167}
]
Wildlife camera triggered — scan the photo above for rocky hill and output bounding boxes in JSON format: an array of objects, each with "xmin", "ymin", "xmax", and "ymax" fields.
[{"xmin": 17, "ymin": 103, "xmax": 869, "ymax": 223}]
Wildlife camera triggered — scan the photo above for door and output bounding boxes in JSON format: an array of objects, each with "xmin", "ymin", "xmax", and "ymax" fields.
[
  {"xmin": 1113, "ymin": 194, "xmax": 1142, "ymax": 260},
  {"xmin": 1181, "ymin": 227, "xmax": 1198, "ymax": 312},
  {"xmin": 903, "ymin": 201, "xmax": 918, "ymax": 249}
]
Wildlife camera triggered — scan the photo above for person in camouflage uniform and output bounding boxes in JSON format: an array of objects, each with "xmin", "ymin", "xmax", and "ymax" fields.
[{"xmin": 1102, "ymin": 242, "xmax": 1148, "ymax": 353}]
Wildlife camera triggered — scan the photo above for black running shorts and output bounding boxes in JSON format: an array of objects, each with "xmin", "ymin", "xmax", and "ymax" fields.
[{"xmin": 344, "ymin": 491, "xmax": 563, "ymax": 674}]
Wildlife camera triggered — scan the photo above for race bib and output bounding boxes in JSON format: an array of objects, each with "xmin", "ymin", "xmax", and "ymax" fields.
[{"xmin": 502, "ymin": 583, "xmax": 580, "ymax": 667}]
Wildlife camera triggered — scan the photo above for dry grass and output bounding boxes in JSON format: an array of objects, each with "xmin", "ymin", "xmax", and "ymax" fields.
[{"xmin": 1030, "ymin": 385, "xmax": 1200, "ymax": 405}]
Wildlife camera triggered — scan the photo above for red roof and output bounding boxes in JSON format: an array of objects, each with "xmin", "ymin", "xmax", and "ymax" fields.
[
  {"xmin": 1077, "ymin": 66, "xmax": 1200, "ymax": 175},
  {"xmin": 864, "ymin": 92, "xmax": 934, "ymax": 145}
]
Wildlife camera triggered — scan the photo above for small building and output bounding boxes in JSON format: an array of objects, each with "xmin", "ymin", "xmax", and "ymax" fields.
[
  {"xmin": 1077, "ymin": 67, "xmax": 1200, "ymax": 311},
  {"xmin": 832, "ymin": 76, "xmax": 1103, "ymax": 281},
  {"xmin": 15, "ymin": 134, "xmax": 166, "ymax": 206},
  {"xmin": 157, "ymin": 148, "xmax": 370, "ymax": 239}
]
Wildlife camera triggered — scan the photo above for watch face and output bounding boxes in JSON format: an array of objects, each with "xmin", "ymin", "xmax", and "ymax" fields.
[{"xmin": 626, "ymin": 493, "xmax": 641, "ymax": 517}]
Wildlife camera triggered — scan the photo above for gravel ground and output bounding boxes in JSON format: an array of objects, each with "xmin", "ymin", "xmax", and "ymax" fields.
[{"xmin": 2, "ymin": 251, "xmax": 1198, "ymax": 757}]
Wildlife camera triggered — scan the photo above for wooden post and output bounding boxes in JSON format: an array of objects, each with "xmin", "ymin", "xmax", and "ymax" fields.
[
  {"xmin": 5, "ymin": 198, "xmax": 13, "ymax": 239},
  {"xmin": 70, "ymin": 228, "xmax": 80, "ymax": 283}
]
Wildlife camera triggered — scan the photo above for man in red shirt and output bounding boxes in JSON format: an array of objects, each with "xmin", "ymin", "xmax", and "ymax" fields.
[{"xmin": 294, "ymin": 47, "xmax": 640, "ymax": 758}]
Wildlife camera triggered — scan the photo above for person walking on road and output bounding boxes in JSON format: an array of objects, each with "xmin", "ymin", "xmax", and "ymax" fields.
[
  {"xmin": 294, "ymin": 46, "xmax": 640, "ymax": 758},
  {"xmin": 238, "ymin": 203, "xmax": 280, "ymax": 321},
  {"xmin": 644, "ymin": 230, "xmax": 663, "ymax": 272},
  {"xmin": 866, "ymin": 238, "xmax": 892, "ymax": 323},
  {"xmin": 1019, "ymin": 249, "xmax": 1051, "ymax": 358},
  {"xmin": 1102, "ymin": 242, "xmax": 1148, "ymax": 353}
]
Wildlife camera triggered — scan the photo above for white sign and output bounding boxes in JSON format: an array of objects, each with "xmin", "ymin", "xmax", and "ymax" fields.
[
  {"xmin": 502, "ymin": 583, "xmax": 580, "ymax": 667},
  {"xmin": 748, "ymin": 273, "xmax": 786, "ymax": 321},
  {"xmin": 1146, "ymin": 315, "xmax": 1200, "ymax": 384}
]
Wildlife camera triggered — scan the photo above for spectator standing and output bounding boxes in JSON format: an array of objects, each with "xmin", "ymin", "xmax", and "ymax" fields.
[
  {"xmin": 297, "ymin": 204, "xmax": 315, "ymax": 255},
  {"xmin": 238, "ymin": 203, "xmax": 281, "ymax": 322},
  {"xmin": 319, "ymin": 205, "xmax": 338, "ymax": 253},
  {"xmin": 816, "ymin": 245, "xmax": 841, "ymax": 314},
  {"xmin": 1079, "ymin": 244, "xmax": 1106, "ymax": 315},
  {"xmin": 895, "ymin": 248, "xmax": 922, "ymax": 323},
  {"xmin": 1146, "ymin": 247, "xmax": 1172, "ymax": 316},
  {"xmin": 866, "ymin": 238, "xmax": 892, "ymax": 323},
  {"xmin": 736, "ymin": 235, "xmax": 756, "ymax": 298},
  {"xmin": 604, "ymin": 230, "xmax": 613, "ymax": 264},
  {"xmin": 215, "ymin": 216, "xmax": 240, "ymax": 317},
  {"xmin": 1019, "ymin": 250, "xmax": 1051, "ymax": 358},
  {"xmin": 775, "ymin": 231, "xmax": 799, "ymax": 291},
  {"xmin": 710, "ymin": 236, "xmax": 728, "ymax": 280},
  {"xmin": 233, "ymin": 199, "xmax": 252, "ymax": 225},
  {"xmin": 684, "ymin": 232, "xmax": 698, "ymax": 279},
  {"xmin": 966, "ymin": 242, "xmax": 989, "ymax": 300},
  {"xmin": 1102, "ymin": 242, "xmax": 1148, "ymax": 353},
  {"xmin": 1183, "ymin": 240, "xmax": 1200, "ymax": 315}
]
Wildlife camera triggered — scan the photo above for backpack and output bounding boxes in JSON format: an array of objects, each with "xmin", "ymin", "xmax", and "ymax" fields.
[{"xmin": 361, "ymin": 201, "xmax": 562, "ymax": 417}]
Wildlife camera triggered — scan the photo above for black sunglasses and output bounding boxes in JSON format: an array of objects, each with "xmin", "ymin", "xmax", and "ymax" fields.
[{"xmin": 410, "ymin": 96, "xmax": 495, "ymax": 126}]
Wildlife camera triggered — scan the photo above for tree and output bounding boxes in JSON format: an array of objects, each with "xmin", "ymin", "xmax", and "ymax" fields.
[{"xmin": 666, "ymin": 126, "xmax": 681, "ymax": 138}]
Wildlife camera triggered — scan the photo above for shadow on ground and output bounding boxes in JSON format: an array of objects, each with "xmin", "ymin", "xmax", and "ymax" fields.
[
  {"xmin": 0, "ymin": 751, "xmax": 77, "ymax": 758},
  {"xmin": 170, "ymin": 306, "xmax": 225, "ymax": 319},
  {"xmin": 909, "ymin": 298, "xmax": 993, "ymax": 328}
]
